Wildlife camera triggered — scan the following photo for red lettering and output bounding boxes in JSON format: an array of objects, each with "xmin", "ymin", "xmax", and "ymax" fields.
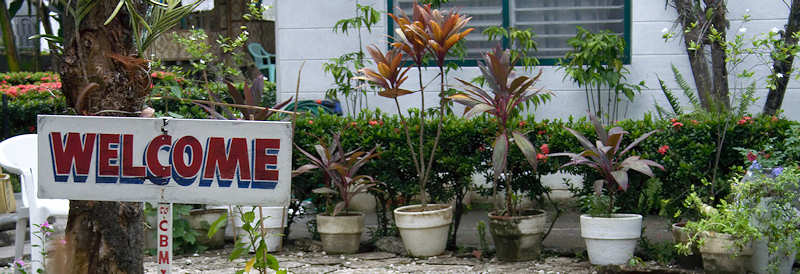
[
  {"xmin": 171, "ymin": 136, "xmax": 202, "ymax": 181},
  {"xmin": 146, "ymin": 135, "xmax": 172, "ymax": 178},
  {"xmin": 98, "ymin": 134, "xmax": 120, "ymax": 179},
  {"xmin": 202, "ymin": 138, "xmax": 251, "ymax": 185},
  {"xmin": 121, "ymin": 134, "xmax": 146, "ymax": 179},
  {"xmin": 161, "ymin": 270, "xmax": 166, "ymax": 274},
  {"xmin": 50, "ymin": 132, "xmax": 95, "ymax": 182},
  {"xmin": 159, "ymin": 234, "xmax": 169, "ymax": 247},
  {"xmin": 158, "ymin": 250, "xmax": 169, "ymax": 264},
  {"xmin": 159, "ymin": 219, "xmax": 168, "ymax": 231},
  {"xmin": 254, "ymin": 139, "xmax": 280, "ymax": 182}
]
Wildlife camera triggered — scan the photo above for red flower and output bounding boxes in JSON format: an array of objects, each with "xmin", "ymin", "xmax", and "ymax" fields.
[
  {"xmin": 691, "ymin": 120, "xmax": 699, "ymax": 125},
  {"xmin": 772, "ymin": 116, "xmax": 779, "ymax": 122},
  {"xmin": 747, "ymin": 151, "xmax": 757, "ymax": 162},
  {"xmin": 536, "ymin": 153, "xmax": 546, "ymax": 160},
  {"xmin": 349, "ymin": 122, "xmax": 357, "ymax": 127},
  {"xmin": 670, "ymin": 118, "xmax": 677, "ymax": 123},
  {"xmin": 28, "ymin": 126, "xmax": 35, "ymax": 132},
  {"xmin": 737, "ymin": 119, "xmax": 746, "ymax": 125},
  {"xmin": 379, "ymin": 120, "xmax": 384, "ymax": 126},
  {"xmin": 539, "ymin": 144, "xmax": 550, "ymax": 155},
  {"xmin": 672, "ymin": 122, "xmax": 684, "ymax": 128},
  {"xmin": 658, "ymin": 145, "xmax": 669, "ymax": 155},
  {"xmin": 518, "ymin": 121, "xmax": 527, "ymax": 127},
  {"xmin": 307, "ymin": 120, "xmax": 314, "ymax": 125},
  {"xmin": 537, "ymin": 130, "xmax": 546, "ymax": 135},
  {"xmin": 478, "ymin": 146, "xmax": 486, "ymax": 152},
  {"xmin": 368, "ymin": 120, "xmax": 378, "ymax": 126}
]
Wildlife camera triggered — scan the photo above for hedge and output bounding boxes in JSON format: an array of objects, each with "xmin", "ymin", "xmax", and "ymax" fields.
[{"xmin": 2, "ymin": 71, "xmax": 796, "ymax": 235}]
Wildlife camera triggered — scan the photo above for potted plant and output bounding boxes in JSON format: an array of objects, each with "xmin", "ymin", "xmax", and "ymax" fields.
[
  {"xmin": 550, "ymin": 114, "xmax": 663, "ymax": 265},
  {"xmin": 357, "ymin": 2, "xmax": 472, "ymax": 257},
  {"xmin": 293, "ymin": 132, "xmax": 379, "ymax": 254},
  {"xmin": 678, "ymin": 186, "xmax": 758, "ymax": 274},
  {"xmin": 450, "ymin": 46, "xmax": 552, "ymax": 261},
  {"xmin": 731, "ymin": 146, "xmax": 800, "ymax": 274}
]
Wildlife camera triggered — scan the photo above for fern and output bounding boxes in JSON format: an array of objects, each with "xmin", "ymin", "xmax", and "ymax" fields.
[
  {"xmin": 657, "ymin": 77, "xmax": 683, "ymax": 116},
  {"xmin": 671, "ymin": 64, "xmax": 701, "ymax": 110},
  {"xmin": 736, "ymin": 81, "xmax": 757, "ymax": 116}
]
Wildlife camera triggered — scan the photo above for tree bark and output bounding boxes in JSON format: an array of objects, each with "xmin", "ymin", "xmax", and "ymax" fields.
[
  {"xmin": 58, "ymin": 0, "xmax": 148, "ymax": 273},
  {"xmin": 763, "ymin": 0, "xmax": 800, "ymax": 115},
  {"xmin": 706, "ymin": 0, "xmax": 730, "ymax": 110},
  {"xmin": 0, "ymin": 0, "xmax": 20, "ymax": 72},
  {"xmin": 673, "ymin": 0, "xmax": 714, "ymax": 110}
]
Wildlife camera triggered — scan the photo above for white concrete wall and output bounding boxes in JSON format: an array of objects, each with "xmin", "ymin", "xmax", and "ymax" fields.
[{"xmin": 276, "ymin": 0, "xmax": 800, "ymax": 120}]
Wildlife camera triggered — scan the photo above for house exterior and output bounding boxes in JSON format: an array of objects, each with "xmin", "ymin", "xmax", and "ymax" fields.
[{"xmin": 275, "ymin": 0, "xmax": 800, "ymax": 120}]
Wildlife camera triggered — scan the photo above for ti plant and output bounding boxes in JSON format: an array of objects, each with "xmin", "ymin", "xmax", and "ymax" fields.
[
  {"xmin": 293, "ymin": 133, "xmax": 379, "ymax": 216},
  {"xmin": 450, "ymin": 46, "xmax": 551, "ymax": 216},
  {"xmin": 197, "ymin": 75, "xmax": 292, "ymax": 120},
  {"xmin": 358, "ymin": 2, "xmax": 472, "ymax": 208},
  {"xmin": 550, "ymin": 114, "xmax": 664, "ymax": 216}
]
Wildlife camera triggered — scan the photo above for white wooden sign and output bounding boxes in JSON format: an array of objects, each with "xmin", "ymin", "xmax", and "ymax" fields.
[{"xmin": 36, "ymin": 115, "xmax": 292, "ymax": 206}]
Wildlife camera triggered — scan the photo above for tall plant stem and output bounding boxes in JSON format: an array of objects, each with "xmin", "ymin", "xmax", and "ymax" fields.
[
  {"xmin": 394, "ymin": 97, "xmax": 421, "ymax": 177},
  {"xmin": 421, "ymin": 66, "xmax": 447, "ymax": 207},
  {"xmin": 710, "ymin": 118, "xmax": 730, "ymax": 200},
  {"xmin": 503, "ymin": 130, "xmax": 513, "ymax": 216},
  {"xmin": 418, "ymin": 64, "xmax": 427, "ymax": 206},
  {"xmin": 584, "ymin": 86, "xmax": 592, "ymax": 115}
]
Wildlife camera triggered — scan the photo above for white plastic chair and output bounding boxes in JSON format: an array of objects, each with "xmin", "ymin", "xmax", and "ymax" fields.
[{"xmin": 0, "ymin": 134, "xmax": 69, "ymax": 271}]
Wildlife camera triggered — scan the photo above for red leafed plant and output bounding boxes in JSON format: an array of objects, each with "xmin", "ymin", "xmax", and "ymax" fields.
[
  {"xmin": 292, "ymin": 133, "xmax": 380, "ymax": 216},
  {"xmin": 549, "ymin": 114, "xmax": 664, "ymax": 216},
  {"xmin": 450, "ymin": 46, "xmax": 551, "ymax": 216},
  {"xmin": 355, "ymin": 2, "xmax": 473, "ymax": 209}
]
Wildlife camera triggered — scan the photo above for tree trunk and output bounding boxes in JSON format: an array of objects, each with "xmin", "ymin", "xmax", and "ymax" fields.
[
  {"xmin": 673, "ymin": 0, "xmax": 714, "ymax": 110},
  {"xmin": 0, "ymin": 0, "xmax": 20, "ymax": 72},
  {"xmin": 763, "ymin": 0, "xmax": 800, "ymax": 115},
  {"xmin": 707, "ymin": 0, "xmax": 730, "ymax": 110},
  {"xmin": 58, "ymin": 0, "xmax": 149, "ymax": 273}
]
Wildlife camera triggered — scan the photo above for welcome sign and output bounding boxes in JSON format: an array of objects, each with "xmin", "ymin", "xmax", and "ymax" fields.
[{"xmin": 36, "ymin": 115, "xmax": 292, "ymax": 206}]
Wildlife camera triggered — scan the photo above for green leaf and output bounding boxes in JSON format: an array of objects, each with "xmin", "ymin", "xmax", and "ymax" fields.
[
  {"xmin": 511, "ymin": 130, "xmax": 537, "ymax": 170},
  {"xmin": 207, "ymin": 213, "xmax": 227, "ymax": 239},
  {"xmin": 492, "ymin": 133, "xmax": 508, "ymax": 181},
  {"xmin": 8, "ymin": 0, "xmax": 23, "ymax": 17},
  {"xmin": 463, "ymin": 103, "xmax": 492, "ymax": 119},
  {"xmin": 104, "ymin": 0, "xmax": 126, "ymax": 25}
]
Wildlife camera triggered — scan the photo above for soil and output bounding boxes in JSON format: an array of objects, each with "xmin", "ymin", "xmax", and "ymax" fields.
[
  {"xmin": 143, "ymin": 240, "xmax": 701, "ymax": 274},
  {"xmin": 396, "ymin": 204, "xmax": 450, "ymax": 213}
]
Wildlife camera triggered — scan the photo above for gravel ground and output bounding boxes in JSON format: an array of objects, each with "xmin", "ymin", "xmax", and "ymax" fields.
[{"xmin": 143, "ymin": 241, "xmax": 698, "ymax": 274}]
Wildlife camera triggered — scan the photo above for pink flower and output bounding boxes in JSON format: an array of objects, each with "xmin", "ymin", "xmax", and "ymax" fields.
[
  {"xmin": 518, "ymin": 121, "xmax": 527, "ymax": 127},
  {"xmin": 737, "ymin": 119, "xmax": 747, "ymax": 125},
  {"xmin": 539, "ymin": 144, "xmax": 550, "ymax": 155},
  {"xmin": 747, "ymin": 151, "xmax": 757, "ymax": 162},
  {"xmin": 307, "ymin": 120, "xmax": 314, "ymax": 125},
  {"xmin": 368, "ymin": 120, "xmax": 378, "ymax": 126},
  {"xmin": 536, "ymin": 153, "xmax": 547, "ymax": 160},
  {"xmin": 14, "ymin": 258, "xmax": 24, "ymax": 266},
  {"xmin": 658, "ymin": 145, "xmax": 669, "ymax": 155},
  {"xmin": 672, "ymin": 122, "xmax": 683, "ymax": 128}
]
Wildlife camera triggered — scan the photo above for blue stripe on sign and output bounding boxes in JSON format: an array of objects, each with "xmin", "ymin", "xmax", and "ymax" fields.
[
  {"xmin": 266, "ymin": 165, "xmax": 277, "ymax": 170},
  {"xmin": 267, "ymin": 149, "xmax": 279, "ymax": 155}
]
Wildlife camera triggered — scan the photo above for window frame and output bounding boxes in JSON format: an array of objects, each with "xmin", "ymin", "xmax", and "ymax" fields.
[{"xmin": 385, "ymin": 0, "xmax": 631, "ymax": 67}]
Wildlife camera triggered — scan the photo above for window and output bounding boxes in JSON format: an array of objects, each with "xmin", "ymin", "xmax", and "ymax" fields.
[{"xmin": 388, "ymin": 0, "xmax": 630, "ymax": 65}]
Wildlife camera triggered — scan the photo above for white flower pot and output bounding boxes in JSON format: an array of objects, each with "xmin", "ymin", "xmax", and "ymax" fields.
[
  {"xmin": 580, "ymin": 213, "xmax": 642, "ymax": 265},
  {"xmin": 699, "ymin": 231, "xmax": 753, "ymax": 274},
  {"xmin": 317, "ymin": 212, "xmax": 364, "ymax": 254},
  {"xmin": 394, "ymin": 204, "xmax": 453, "ymax": 257}
]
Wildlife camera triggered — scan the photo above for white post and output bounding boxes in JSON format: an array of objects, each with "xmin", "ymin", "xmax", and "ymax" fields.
[{"xmin": 157, "ymin": 203, "xmax": 173, "ymax": 274}]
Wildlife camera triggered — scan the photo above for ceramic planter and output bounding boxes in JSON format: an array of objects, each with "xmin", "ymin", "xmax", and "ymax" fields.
[
  {"xmin": 488, "ymin": 209, "xmax": 547, "ymax": 261},
  {"xmin": 698, "ymin": 231, "xmax": 753, "ymax": 274},
  {"xmin": 394, "ymin": 204, "xmax": 453, "ymax": 257},
  {"xmin": 750, "ymin": 198, "xmax": 796, "ymax": 274},
  {"xmin": 671, "ymin": 222, "xmax": 703, "ymax": 269},
  {"xmin": 188, "ymin": 208, "xmax": 228, "ymax": 249},
  {"xmin": 580, "ymin": 213, "xmax": 642, "ymax": 265},
  {"xmin": 317, "ymin": 212, "xmax": 364, "ymax": 254}
]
